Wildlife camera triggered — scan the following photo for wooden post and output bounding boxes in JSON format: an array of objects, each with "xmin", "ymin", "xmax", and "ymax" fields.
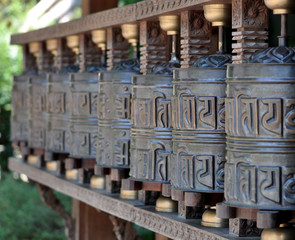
[
  {"xmin": 139, "ymin": 20, "xmax": 168, "ymax": 75},
  {"xmin": 180, "ymin": 10, "xmax": 214, "ymax": 68},
  {"xmin": 232, "ymin": 0, "xmax": 268, "ymax": 64}
]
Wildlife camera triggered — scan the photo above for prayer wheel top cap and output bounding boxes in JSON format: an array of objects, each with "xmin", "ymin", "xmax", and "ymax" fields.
[
  {"xmin": 264, "ymin": 0, "xmax": 295, "ymax": 14},
  {"xmin": 29, "ymin": 42, "xmax": 39, "ymax": 58},
  {"xmin": 66, "ymin": 35, "xmax": 79, "ymax": 54},
  {"xmin": 250, "ymin": 46, "xmax": 295, "ymax": 63},
  {"xmin": 203, "ymin": 4, "xmax": 231, "ymax": 27},
  {"xmin": 155, "ymin": 197, "xmax": 178, "ymax": 212},
  {"xmin": 201, "ymin": 209, "xmax": 229, "ymax": 228},
  {"xmin": 121, "ymin": 24, "xmax": 139, "ymax": 44},
  {"xmin": 193, "ymin": 54, "xmax": 232, "ymax": 68},
  {"xmin": 159, "ymin": 15, "xmax": 180, "ymax": 35},
  {"xmin": 261, "ymin": 227, "xmax": 295, "ymax": 240}
]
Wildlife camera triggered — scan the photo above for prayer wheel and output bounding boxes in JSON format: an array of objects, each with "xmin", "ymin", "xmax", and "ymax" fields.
[
  {"xmin": 224, "ymin": 0, "xmax": 295, "ymax": 212},
  {"xmin": 171, "ymin": 4, "xmax": 231, "ymax": 194},
  {"xmin": 97, "ymin": 69, "xmax": 138, "ymax": 169},
  {"xmin": 45, "ymin": 38, "xmax": 77, "ymax": 161},
  {"xmin": 11, "ymin": 75, "xmax": 29, "ymax": 145},
  {"xmin": 28, "ymin": 74, "xmax": 47, "ymax": 150},
  {"xmin": 130, "ymin": 15, "xmax": 180, "ymax": 185},
  {"xmin": 69, "ymin": 72, "xmax": 98, "ymax": 159},
  {"xmin": 130, "ymin": 74, "xmax": 173, "ymax": 183},
  {"xmin": 96, "ymin": 24, "xmax": 139, "ymax": 172},
  {"xmin": 171, "ymin": 67, "xmax": 227, "ymax": 193},
  {"xmin": 45, "ymin": 73, "xmax": 71, "ymax": 157}
]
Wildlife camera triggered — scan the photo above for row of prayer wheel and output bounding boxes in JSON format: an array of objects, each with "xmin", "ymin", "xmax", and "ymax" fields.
[{"xmin": 11, "ymin": 0, "xmax": 295, "ymax": 238}]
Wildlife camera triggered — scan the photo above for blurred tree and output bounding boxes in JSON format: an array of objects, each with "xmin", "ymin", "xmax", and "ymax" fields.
[{"xmin": 0, "ymin": 0, "xmax": 38, "ymax": 170}]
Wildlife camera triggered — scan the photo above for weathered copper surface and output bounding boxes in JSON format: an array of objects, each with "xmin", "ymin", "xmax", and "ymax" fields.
[
  {"xmin": 130, "ymin": 74, "xmax": 173, "ymax": 183},
  {"xmin": 225, "ymin": 63, "xmax": 295, "ymax": 210},
  {"xmin": 171, "ymin": 68, "xmax": 226, "ymax": 192},
  {"xmin": 97, "ymin": 70, "xmax": 138, "ymax": 168},
  {"xmin": 11, "ymin": 75, "xmax": 29, "ymax": 142},
  {"xmin": 45, "ymin": 73, "xmax": 71, "ymax": 156},
  {"xmin": 28, "ymin": 74, "xmax": 47, "ymax": 149},
  {"xmin": 69, "ymin": 72, "xmax": 98, "ymax": 159}
]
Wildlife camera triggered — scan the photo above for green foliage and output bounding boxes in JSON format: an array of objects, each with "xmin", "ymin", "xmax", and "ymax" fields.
[
  {"xmin": 118, "ymin": 0, "xmax": 143, "ymax": 7},
  {"xmin": 0, "ymin": 0, "xmax": 37, "ymax": 171},
  {"xmin": 0, "ymin": 173, "xmax": 71, "ymax": 240}
]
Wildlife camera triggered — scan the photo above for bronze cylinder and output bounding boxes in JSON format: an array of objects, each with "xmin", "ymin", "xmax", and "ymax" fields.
[
  {"xmin": 130, "ymin": 75, "xmax": 172, "ymax": 183},
  {"xmin": 11, "ymin": 75, "xmax": 29, "ymax": 143},
  {"xmin": 28, "ymin": 75, "xmax": 47, "ymax": 149},
  {"xmin": 225, "ymin": 63, "xmax": 295, "ymax": 210},
  {"xmin": 171, "ymin": 68, "xmax": 226, "ymax": 192},
  {"xmin": 97, "ymin": 71, "xmax": 138, "ymax": 168},
  {"xmin": 69, "ymin": 72, "xmax": 98, "ymax": 159},
  {"xmin": 45, "ymin": 73, "xmax": 71, "ymax": 156}
]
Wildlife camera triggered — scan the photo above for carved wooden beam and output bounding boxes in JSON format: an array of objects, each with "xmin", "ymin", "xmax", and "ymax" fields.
[{"xmin": 232, "ymin": 0, "xmax": 268, "ymax": 64}]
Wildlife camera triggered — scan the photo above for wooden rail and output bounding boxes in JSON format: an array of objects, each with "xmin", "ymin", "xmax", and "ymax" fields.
[
  {"xmin": 8, "ymin": 157, "xmax": 258, "ymax": 240},
  {"xmin": 10, "ymin": 0, "xmax": 232, "ymax": 44}
]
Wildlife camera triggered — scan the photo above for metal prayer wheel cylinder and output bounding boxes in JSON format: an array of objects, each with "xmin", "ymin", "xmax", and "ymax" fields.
[
  {"xmin": 97, "ymin": 71, "xmax": 137, "ymax": 169},
  {"xmin": 171, "ymin": 68, "xmax": 226, "ymax": 192},
  {"xmin": 45, "ymin": 73, "xmax": 71, "ymax": 157},
  {"xmin": 11, "ymin": 75, "xmax": 29, "ymax": 143},
  {"xmin": 69, "ymin": 72, "xmax": 98, "ymax": 159},
  {"xmin": 225, "ymin": 63, "xmax": 295, "ymax": 210},
  {"xmin": 28, "ymin": 75, "xmax": 47, "ymax": 149},
  {"xmin": 130, "ymin": 75, "xmax": 173, "ymax": 183}
]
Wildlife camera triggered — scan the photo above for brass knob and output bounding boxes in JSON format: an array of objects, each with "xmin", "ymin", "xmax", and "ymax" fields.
[
  {"xmin": 91, "ymin": 29, "xmax": 107, "ymax": 51},
  {"xmin": 159, "ymin": 15, "xmax": 180, "ymax": 35},
  {"xmin": 46, "ymin": 161, "xmax": 58, "ymax": 172},
  {"xmin": 155, "ymin": 196, "xmax": 178, "ymax": 212},
  {"xmin": 90, "ymin": 175, "xmax": 105, "ymax": 189},
  {"xmin": 120, "ymin": 189, "xmax": 138, "ymax": 200},
  {"xmin": 65, "ymin": 169, "xmax": 78, "ymax": 180},
  {"xmin": 264, "ymin": 0, "xmax": 295, "ymax": 14},
  {"xmin": 121, "ymin": 24, "xmax": 139, "ymax": 45},
  {"xmin": 203, "ymin": 4, "xmax": 232, "ymax": 27},
  {"xmin": 29, "ymin": 42, "xmax": 39, "ymax": 58},
  {"xmin": 66, "ymin": 35, "xmax": 79, "ymax": 55},
  {"xmin": 46, "ymin": 39, "xmax": 58, "ymax": 56},
  {"xmin": 201, "ymin": 208, "xmax": 229, "ymax": 228},
  {"xmin": 261, "ymin": 227, "xmax": 295, "ymax": 240}
]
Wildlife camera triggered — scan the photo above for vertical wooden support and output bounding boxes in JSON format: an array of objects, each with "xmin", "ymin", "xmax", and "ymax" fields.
[
  {"xmin": 72, "ymin": 199, "xmax": 115, "ymax": 240},
  {"xmin": 180, "ymin": 10, "xmax": 213, "ymax": 68},
  {"xmin": 79, "ymin": 33, "xmax": 102, "ymax": 72},
  {"xmin": 22, "ymin": 44, "xmax": 37, "ymax": 73},
  {"xmin": 38, "ymin": 42, "xmax": 54, "ymax": 73},
  {"xmin": 56, "ymin": 38, "xmax": 76, "ymax": 71},
  {"xmin": 139, "ymin": 20, "xmax": 169, "ymax": 75},
  {"xmin": 106, "ymin": 27, "xmax": 130, "ymax": 70},
  {"xmin": 232, "ymin": 0, "xmax": 268, "ymax": 64}
]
